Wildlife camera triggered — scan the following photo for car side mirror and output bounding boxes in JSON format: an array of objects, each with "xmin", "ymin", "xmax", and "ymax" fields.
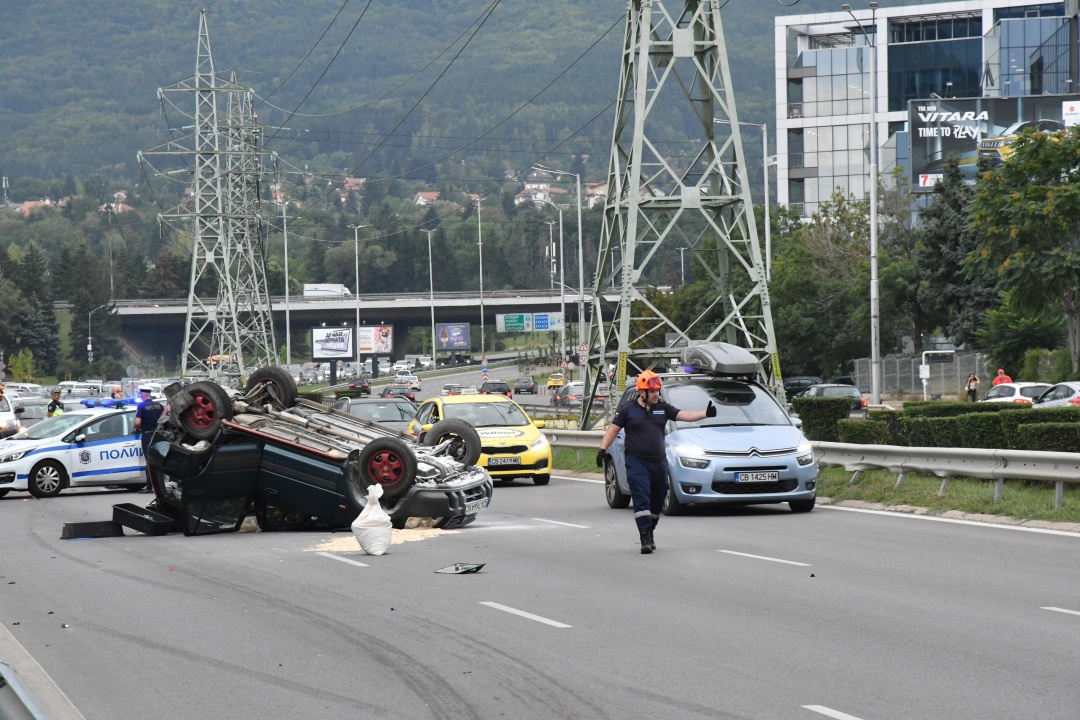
[
  {"xmin": 534, "ymin": 419, "xmax": 546, "ymax": 429},
  {"xmin": 13, "ymin": 407, "xmax": 23, "ymax": 414},
  {"xmin": 791, "ymin": 417, "xmax": 803, "ymax": 429},
  {"xmin": 74, "ymin": 434, "xmax": 86, "ymax": 443}
]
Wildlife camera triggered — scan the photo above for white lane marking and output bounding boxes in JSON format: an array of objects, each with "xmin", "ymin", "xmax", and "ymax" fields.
[
  {"xmin": 822, "ymin": 504, "xmax": 1080, "ymax": 538},
  {"xmin": 803, "ymin": 705, "xmax": 866, "ymax": 720},
  {"xmin": 1042, "ymin": 606, "xmax": 1080, "ymax": 617},
  {"xmin": 479, "ymin": 602, "xmax": 572, "ymax": 628},
  {"xmin": 719, "ymin": 550, "xmax": 811, "ymax": 567},
  {"xmin": 552, "ymin": 474, "xmax": 603, "ymax": 484},
  {"xmin": 532, "ymin": 518, "xmax": 591, "ymax": 529},
  {"xmin": 316, "ymin": 551, "xmax": 369, "ymax": 567}
]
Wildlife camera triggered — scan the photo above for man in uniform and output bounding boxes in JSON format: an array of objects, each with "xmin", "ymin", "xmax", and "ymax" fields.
[
  {"xmin": 47, "ymin": 389, "xmax": 64, "ymax": 418},
  {"xmin": 596, "ymin": 370, "xmax": 715, "ymax": 554},
  {"xmin": 135, "ymin": 387, "xmax": 164, "ymax": 493}
]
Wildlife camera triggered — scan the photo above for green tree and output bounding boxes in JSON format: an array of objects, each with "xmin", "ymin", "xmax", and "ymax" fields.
[
  {"xmin": 9, "ymin": 348, "xmax": 35, "ymax": 383},
  {"xmin": 969, "ymin": 128, "xmax": 1080, "ymax": 372},
  {"xmin": 974, "ymin": 301, "xmax": 1065, "ymax": 377}
]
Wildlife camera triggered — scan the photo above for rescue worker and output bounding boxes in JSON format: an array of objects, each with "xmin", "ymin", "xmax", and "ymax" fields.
[
  {"xmin": 596, "ymin": 370, "xmax": 715, "ymax": 554},
  {"xmin": 47, "ymin": 389, "xmax": 64, "ymax": 417},
  {"xmin": 134, "ymin": 387, "xmax": 164, "ymax": 493}
]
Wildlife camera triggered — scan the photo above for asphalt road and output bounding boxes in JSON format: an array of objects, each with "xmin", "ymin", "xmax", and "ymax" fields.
[{"xmin": 1, "ymin": 475, "xmax": 1079, "ymax": 720}]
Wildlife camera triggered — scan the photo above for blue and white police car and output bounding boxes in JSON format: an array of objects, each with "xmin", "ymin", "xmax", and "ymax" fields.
[{"xmin": 0, "ymin": 403, "xmax": 145, "ymax": 499}]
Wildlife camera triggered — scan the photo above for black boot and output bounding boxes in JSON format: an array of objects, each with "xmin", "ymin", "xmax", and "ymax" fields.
[
  {"xmin": 647, "ymin": 528, "xmax": 656, "ymax": 550},
  {"xmin": 640, "ymin": 530, "xmax": 653, "ymax": 554}
]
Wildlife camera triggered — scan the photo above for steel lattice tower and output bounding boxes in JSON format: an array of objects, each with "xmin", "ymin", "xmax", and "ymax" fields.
[
  {"xmin": 583, "ymin": 0, "xmax": 781, "ymax": 424},
  {"xmin": 141, "ymin": 10, "xmax": 276, "ymax": 383}
]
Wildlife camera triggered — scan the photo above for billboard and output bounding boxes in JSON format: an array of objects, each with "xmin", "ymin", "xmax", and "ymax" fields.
[
  {"xmin": 908, "ymin": 95, "xmax": 1080, "ymax": 192},
  {"xmin": 311, "ymin": 327, "xmax": 353, "ymax": 360},
  {"xmin": 357, "ymin": 325, "xmax": 394, "ymax": 355},
  {"xmin": 436, "ymin": 323, "xmax": 470, "ymax": 350}
]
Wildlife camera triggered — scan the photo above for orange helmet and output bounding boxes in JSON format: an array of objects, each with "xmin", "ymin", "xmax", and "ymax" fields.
[{"xmin": 635, "ymin": 370, "xmax": 662, "ymax": 391}]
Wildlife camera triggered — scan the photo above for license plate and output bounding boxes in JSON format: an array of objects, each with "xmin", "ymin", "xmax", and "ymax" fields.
[
  {"xmin": 465, "ymin": 498, "xmax": 489, "ymax": 514},
  {"xmin": 488, "ymin": 457, "xmax": 521, "ymax": 466},
  {"xmin": 735, "ymin": 471, "xmax": 779, "ymax": 483}
]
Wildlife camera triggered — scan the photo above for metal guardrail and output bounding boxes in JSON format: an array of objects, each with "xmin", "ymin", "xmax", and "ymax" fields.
[
  {"xmin": 0, "ymin": 658, "xmax": 53, "ymax": 720},
  {"xmin": 541, "ymin": 434, "xmax": 1080, "ymax": 509},
  {"xmin": 814, "ymin": 442, "xmax": 1080, "ymax": 509}
]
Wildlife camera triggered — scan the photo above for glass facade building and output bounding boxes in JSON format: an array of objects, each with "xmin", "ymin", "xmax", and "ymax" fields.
[{"xmin": 775, "ymin": 0, "xmax": 1077, "ymax": 218}]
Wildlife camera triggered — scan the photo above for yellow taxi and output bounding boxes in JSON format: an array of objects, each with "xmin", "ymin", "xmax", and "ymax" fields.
[
  {"xmin": 546, "ymin": 372, "xmax": 565, "ymax": 389},
  {"xmin": 406, "ymin": 395, "xmax": 552, "ymax": 485}
]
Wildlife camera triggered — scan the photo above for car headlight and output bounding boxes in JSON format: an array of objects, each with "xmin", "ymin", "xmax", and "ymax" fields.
[
  {"xmin": 0, "ymin": 449, "xmax": 29, "ymax": 463},
  {"xmin": 679, "ymin": 456, "xmax": 710, "ymax": 469},
  {"xmin": 796, "ymin": 441, "xmax": 815, "ymax": 466},
  {"xmin": 670, "ymin": 444, "xmax": 708, "ymax": 469},
  {"xmin": 530, "ymin": 435, "xmax": 549, "ymax": 451}
]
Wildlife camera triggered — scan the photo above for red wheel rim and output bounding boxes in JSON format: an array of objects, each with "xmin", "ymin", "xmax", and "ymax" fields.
[
  {"xmin": 186, "ymin": 393, "xmax": 217, "ymax": 430},
  {"xmin": 366, "ymin": 449, "xmax": 405, "ymax": 486}
]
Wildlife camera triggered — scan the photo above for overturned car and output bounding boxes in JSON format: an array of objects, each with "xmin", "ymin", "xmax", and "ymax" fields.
[{"xmin": 144, "ymin": 367, "xmax": 492, "ymax": 536}]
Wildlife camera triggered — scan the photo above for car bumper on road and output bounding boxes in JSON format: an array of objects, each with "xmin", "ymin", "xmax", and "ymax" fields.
[{"xmin": 668, "ymin": 461, "xmax": 818, "ymax": 505}]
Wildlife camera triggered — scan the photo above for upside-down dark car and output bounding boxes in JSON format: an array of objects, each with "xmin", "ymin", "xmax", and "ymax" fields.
[{"xmin": 142, "ymin": 367, "xmax": 492, "ymax": 535}]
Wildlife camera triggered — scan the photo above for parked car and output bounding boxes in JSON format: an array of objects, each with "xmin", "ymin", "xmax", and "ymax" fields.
[
  {"xmin": 380, "ymin": 386, "xmax": 417, "ymax": 402},
  {"xmin": 602, "ymin": 342, "xmax": 817, "ymax": 515},
  {"xmin": 783, "ymin": 376, "xmax": 822, "ymax": 398},
  {"xmin": 144, "ymin": 368, "xmax": 492, "ymax": 534},
  {"xmin": 407, "ymin": 394, "xmax": 552, "ymax": 486},
  {"xmin": 512, "ymin": 377, "xmax": 537, "ymax": 395},
  {"xmin": 1031, "ymin": 381, "xmax": 1080, "ymax": 408},
  {"xmin": 480, "ymin": 380, "xmax": 511, "ymax": 397},
  {"xmin": 332, "ymin": 397, "xmax": 418, "ymax": 432},
  {"xmin": 800, "ymin": 383, "xmax": 867, "ymax": 416},
  {"xmin": 0, "ymin": 407, "xmax": 145, "ymax": 498},
  {"xmin": 978, "ymin": 382, "xmax": 1051, "ymax": 404},
  {"xmin": 348, "ymin": 375, "xmax": 372, "ymax": 396}
]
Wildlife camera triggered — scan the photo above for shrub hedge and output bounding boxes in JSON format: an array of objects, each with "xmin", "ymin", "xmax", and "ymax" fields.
[
  {"xmin": 297, "ymin": 390, "xmax": 326, "ymax": 405},
  {"xmin": 900, "ymin": 416, "xmax": 961, "ymax": 448},
  {"xmin": 1017, "ymin": 422, "xmax": 1080, "ymax": 452},
  {"xmin": 867, "ymin": 409, "xmax": 904, "ymax": 445},
  {"xmin": 998, "ymin": 407, "xmax": 1080, "ymax": 449},
  {"xmin": 837, "ymin": 419, "xmax": 888, "ymax": 444},
  {"xmin": 791, "ymin": 397, "xmax": 852, "ymax": 442},
  {"xmin": 955, "ymin": 412, "xmax": 1007, "ymax": 449}
]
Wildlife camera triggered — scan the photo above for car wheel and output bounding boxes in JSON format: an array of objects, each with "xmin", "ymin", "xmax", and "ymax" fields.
[
  {"xmin": 358, "ymin": 437, "xmax": 417, "ymax": 499},
  {"xmin": 604, "ymin": 461, "xmax": 630, "ymax": 509},
  {"xmin": 124, "ymin": 484, "xmax": 145, "ymax": 492},
  {"xmin": 661, "ymin": 478, "xmax": 684, "ymax": 516},
  {"xmin": 789, "ymin": 497, "xmax": 816, "ymax": 513},
  {"xmin": 27, "ymin": 460, "xmax": 66, "ymax": 498},
  {"xmin": 422, "ymin": 419, "xmax": 482, "ymax": 466},
  {"xmin": 245, "ymin": 366, "xmax": 298, "ymax": 410},
  {"xmin": 180, "ymin": 381, "xmax": 234, "ymax": 441},
  {"xmin": 533, "ymin": 474, "xmax": 550, "ymax": 486}
]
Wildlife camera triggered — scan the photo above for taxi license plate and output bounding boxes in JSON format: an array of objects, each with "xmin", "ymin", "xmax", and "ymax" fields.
[
  {"xmin": 465, "ymin": 498, "xmax": 489, "ymax": 514},
  {"xmin": 488, "ymin": 457, "xmax": 521, "ymax": 466},
  {"xmin": 735, "ymin": 471, "xmax": 779, "ymax": 483}
]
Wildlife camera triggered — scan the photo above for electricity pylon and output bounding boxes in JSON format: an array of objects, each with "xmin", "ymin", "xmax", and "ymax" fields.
[
  {"xmin": 140, "ymin": 9, "xmax": 277, "ymax": 384},
  {"xmin": 584, "ymin": 0, "xmax": 781, "ymax": 425}
]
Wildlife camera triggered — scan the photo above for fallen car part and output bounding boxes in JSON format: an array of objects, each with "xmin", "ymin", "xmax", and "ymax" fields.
[{"xmin": 434, "ymin": 563, "xmax": 485, "ymax": 574}]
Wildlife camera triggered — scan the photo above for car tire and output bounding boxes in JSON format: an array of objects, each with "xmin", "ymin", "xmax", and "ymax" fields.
[
  {"xmin": 604, "ymin": 460, "xmax": 631, "ymax": 509},
  {"xmin": 661, "ymin": 478, "xmax": 684, "ymax": 516},
  {"xmin": 358, "ymin": 437, "xmax": 417, "ymax": 499},
  {"xmin": 533, "ymin": 474, "xmax": 550, "ymax": 486},
  {"xmin": 124, "ymin": 484, "xmax": 145, "ymax": 492},
  {"xmin": 422, "ymin": 419, "xmax": 482, "ymax": 466},
  {"xmin": 180, "ymin": 381, "xmax": 234, "ymax": 441},
  {"xmin": 789, "ymin": 497, "xmax": 816, "ymax": 513},
  {"xmin": 245, "ymin": 366, "xmax": 298, "ymax": 410},
  {"xmin": 27, "ymin": 460, "xmax": 66, "ymax": 498}
]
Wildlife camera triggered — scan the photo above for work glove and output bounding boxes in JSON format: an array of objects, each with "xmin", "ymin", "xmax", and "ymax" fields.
[
  {"xmin": 705, "ymin": 401, "xmax": 717, "ymax": 418},
  {"xmin": 596, "ymin": 449, "xmax": 608, "ymax": 468}
]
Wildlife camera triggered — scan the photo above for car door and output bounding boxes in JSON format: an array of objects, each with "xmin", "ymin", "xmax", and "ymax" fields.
[
  {"xmin": 68, "ymin": 413, "xmax": 143, "ymax": 486},
  {"xmin": 1037, "ymin": 384, "xmax": 1073, "ymax": 407}
]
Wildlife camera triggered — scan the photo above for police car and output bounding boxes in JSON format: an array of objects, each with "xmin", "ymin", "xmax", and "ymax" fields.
[{"xmin": 0, "ymin": 404, "xmax": 145, "ymax": 499}]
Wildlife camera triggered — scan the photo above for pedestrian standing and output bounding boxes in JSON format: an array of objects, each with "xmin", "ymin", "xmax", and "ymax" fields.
[
  {"xmin": 965, "ymin": 373, "xmax": 980, "ymax": 402},
  {"xmin": 134, "ymin": 387, "xmax": 164, "ymax": 494},
  {"xmin": 992, "ymin": 368, "xmax": 1012, "ymax": 386},
  {"xmin": 595, "ymin": 370, "xmax": 715, "ymax": 554},
  {"xmin": 47, "ymin": 389, "xmax": 64, "ymax": 418}
]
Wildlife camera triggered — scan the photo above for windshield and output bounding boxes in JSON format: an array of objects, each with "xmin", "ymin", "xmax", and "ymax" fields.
[
  {"xmin": 23, "ymin": 413, "xmax": 92, "ymax": 440},
  {"xmin": 667, "ymin": 381, "xmax": 789, "ymax": 427},
  {"xmin": 1001, "ymin": 120, "xmax": 1038, "ymax": 136},
  {"xmin": 445, "ymin": 401, "xmax": 530, "ymax": 427},
  {"xmin": 349, "ymin": 402, "xmax": 415, "ymax": 423}
]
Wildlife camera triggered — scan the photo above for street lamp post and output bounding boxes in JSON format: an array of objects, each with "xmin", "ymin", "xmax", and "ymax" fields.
[
  {"xmin": 347, "ymin": 224, "xmax": 367, "ymax": 366},
  {"xmin": 533, "ymin": 164, "xmax": 585, "ymax": 351},
  {"xmin": 477, "ymin": 198, "xmax": 485, "ymax": 363},
  {"xmin": 843, "ymin": 1, "xmax": 881, "ymax": 405},
  {"xmin": 713, "ymin": 119, "xmax": 772, "ymax": 279},
  {"xmin": 88, "ymin": 304, "xmax": 108, "ymax": 366},
  {"xmin": 539, "ymin": 199, "xmax": 566, "ymax": 366},
  {"xmin": 282, "ymin": 201, "xmax": 292, "ymax": 364},
  {"xmin": 424, "ymin": 229, "xmax": 437, "ymax": 358}
]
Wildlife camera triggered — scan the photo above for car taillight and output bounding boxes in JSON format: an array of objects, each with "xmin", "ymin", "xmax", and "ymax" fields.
[
  {"xmin": 860, "ymin": 398, "xmax": 868, "ymax": 408},
  {"xmin": 1014, "ymin": 398, "xmax": 1031, "ymax": 403},
  {"xmin": 1070, "ymin": 398, "xmax": 1080, "ymax": 406}
]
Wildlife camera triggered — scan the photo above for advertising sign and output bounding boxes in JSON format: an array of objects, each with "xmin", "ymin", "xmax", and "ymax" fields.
[
  {"xmin": 312, "ymin": 327, "xmax": 354, "ymax": 360},
  {"xmin": 496, "ymin": 313, "xmax": 533, "ymax": 332},
  {"xmin": 908, "ymin": 95, "xmax": 1080, "ymax": 192},
  {"xmin": 436, "ymin": 323, "xmax": 470, "ymax": 350},
  {"xmin": 357, "ymin": 325, "xmax": 394, "ymax": 355},
  {"xmin": 533, "ymin": 312, "xmax": 564, "ymax": 331}
]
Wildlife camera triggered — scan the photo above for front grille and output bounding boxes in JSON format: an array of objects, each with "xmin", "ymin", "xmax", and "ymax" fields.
[
  {"xmin": 712, "ymin": 479, "xmax": 798, "ymax": 494},
  {"xmin": 483, "ymin": 445, "xmax": 529, "ymax": 455},
  {"xmin": 706, "ymin": 447, "xmax": 796, "ymax": 459}
]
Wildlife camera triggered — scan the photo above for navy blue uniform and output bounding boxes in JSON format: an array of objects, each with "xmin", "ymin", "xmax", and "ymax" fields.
[
  {"xmin": 136, "ymin": 398, "xmax": 164, "ymax": 490},
  {"xmin": 612, "ymin": 399, "xmax": 679, "ymax": 532}
]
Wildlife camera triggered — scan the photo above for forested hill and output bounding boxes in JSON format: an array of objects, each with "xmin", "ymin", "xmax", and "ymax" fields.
[{"xmin": 1, "ymin": 0, "xmax": 934, "ymax": 187}]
